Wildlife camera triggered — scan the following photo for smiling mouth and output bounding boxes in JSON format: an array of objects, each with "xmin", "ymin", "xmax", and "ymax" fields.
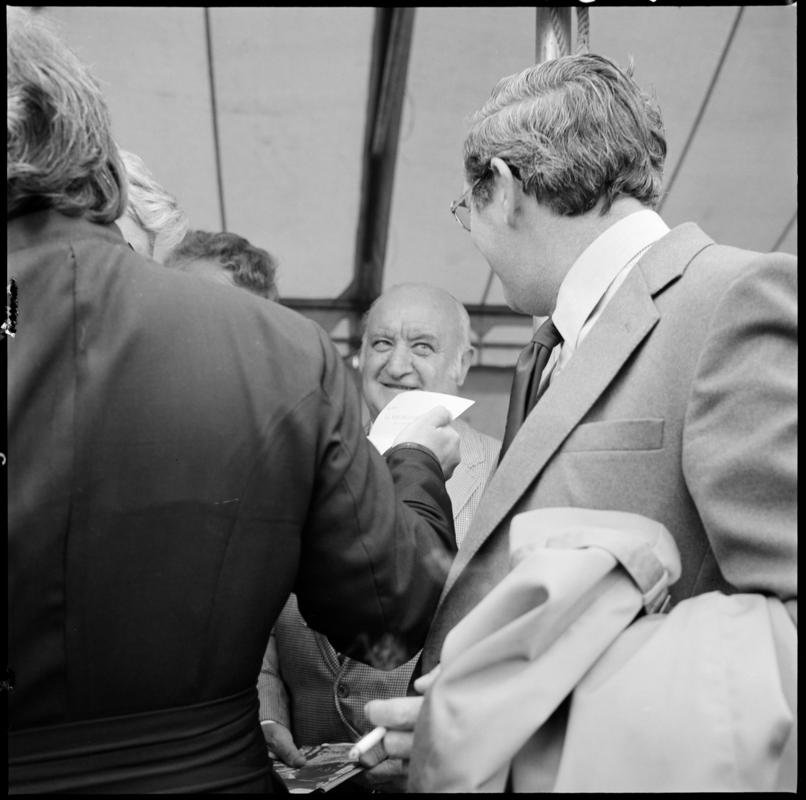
[{"xmin": 382, "ymin": 383, "xmax": 418, "ymax": 391}]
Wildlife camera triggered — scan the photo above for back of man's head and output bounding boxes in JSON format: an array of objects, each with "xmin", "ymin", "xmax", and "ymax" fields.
[
  {"xmin": 463, "ymin": 52, "xmax": 666, "ymax": 217},
  {"xmin": 165, "ymin": 229, "xmax": 279, "ymax": 301},
  {"xmin": 7, "ymin": 7, "xmax": 126, "ymax": 223}
]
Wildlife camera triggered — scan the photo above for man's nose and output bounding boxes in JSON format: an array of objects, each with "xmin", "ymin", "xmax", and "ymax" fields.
[{"xmin": 383, "ymin": 344, "xmax": 412, "ymax": 378}]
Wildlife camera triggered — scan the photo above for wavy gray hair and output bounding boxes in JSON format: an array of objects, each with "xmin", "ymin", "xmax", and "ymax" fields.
[
  {"xmin": 119, "ymin": 149, "xmax": 190, "ymax": 258},
  {"xmin": 464, "ymin": 53, "xmax": 666, "ymax": 217},
  {"xmin": 7, "ymin": 7, "xmax": 126, "ymax": 223}
]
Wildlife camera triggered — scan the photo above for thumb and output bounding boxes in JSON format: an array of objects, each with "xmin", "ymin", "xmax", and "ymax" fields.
[
  {"xmin": 263, "ymin": 721, "xmax": 306, "ymax": 767},
  {"xmin": 413, "ymin": 664, "xmax": 441, "ymax": 694},
  {"xmin": 417, "ymin": 404, "xmax": 452, "ymax": 427}
]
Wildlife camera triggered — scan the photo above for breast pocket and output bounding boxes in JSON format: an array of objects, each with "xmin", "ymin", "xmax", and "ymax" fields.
[{"xmin": 562, "ymin": 419, "xmax": 664, "ymax": 452}]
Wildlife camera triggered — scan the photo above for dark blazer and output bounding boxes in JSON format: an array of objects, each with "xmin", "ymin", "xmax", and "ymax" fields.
[
  {"xmin": 419, "ymin": 222, "xmax": 797, "ymax": 675},
  {"xmin": 7, "ymin": 210, "xmax": 456, "ymax": 792},
  {"xmin": 259, "ymin": 421, "xmax": 501, "ymax": 745}
]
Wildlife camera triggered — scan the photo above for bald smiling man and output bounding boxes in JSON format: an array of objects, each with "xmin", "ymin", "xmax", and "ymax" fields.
[{"xmin": 257, "ymin": 284, "xmax": 501, "ymax": 790}]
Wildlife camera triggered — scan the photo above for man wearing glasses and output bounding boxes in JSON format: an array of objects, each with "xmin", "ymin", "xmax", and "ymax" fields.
[{"xmin": 358, "ymin": 52, "xmax": 796, "ymax": 792}]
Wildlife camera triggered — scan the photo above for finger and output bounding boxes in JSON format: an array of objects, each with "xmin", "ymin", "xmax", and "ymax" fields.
[
  {"xmin": 263, "ymin": 726, "xmax": 306, "ymax": 767},
  {"xmin": 285, "ymin": 750, "xmax": 307, "ymax": 768},
  {"xmin": 269, "ymin": 742, "xmax": 306, "ymax": 768},
  {"xmin": 364, "ymin": 695, "xmax": 423, "ymax": 729},
  {"xmin": 355, "ymin": 740, "xmax": 387, "ymax": 769},
  {"xmin": 365, "ymin": 757, "xmax": 406, "ymax": 781},
  {"xmin": 412, "ymin": 664, "xmax": 441, "ymax": 694},
  {"xmin": 380, "ymin": 730, "xmax": 414, "ymax": 759},
  {"xmin": 418, "ymin": 404, "xmax": 452, "ymax": 427}
]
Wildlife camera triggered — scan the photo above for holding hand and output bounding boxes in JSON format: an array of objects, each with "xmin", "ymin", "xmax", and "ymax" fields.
[
  {"xmin": 394, "ymin": 406, "xmax": 460, "ymax": 479},
  {"xmin": 358, "ymin": 667, "xmax": 441, "ymax": 792},
  {"xmin": 260, "ymin": 720, "xmax": 307, "ymax": 768}
]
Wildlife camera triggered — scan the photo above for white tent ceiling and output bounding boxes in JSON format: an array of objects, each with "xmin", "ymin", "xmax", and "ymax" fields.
[{"xmin": 36, "ymin": 6, "xmax": 797, "ymax": 367}]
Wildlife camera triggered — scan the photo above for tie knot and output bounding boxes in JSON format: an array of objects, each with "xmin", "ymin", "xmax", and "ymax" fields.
[{"xmin": 531, "ymin": 317, "xmax": 563, "ymax": 349}]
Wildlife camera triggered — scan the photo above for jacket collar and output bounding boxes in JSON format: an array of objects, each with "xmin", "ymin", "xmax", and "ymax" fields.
[{"xmin": 8, "ymin": 208, "xmax": 127, "ymax": 254}]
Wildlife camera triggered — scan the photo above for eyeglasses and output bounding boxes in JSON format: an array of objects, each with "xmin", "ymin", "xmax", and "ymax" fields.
[
  {"xmin": 449, "ymin": 176, "xmax": 483, "ymax": 233},
  {"xmin": 450, "ymin": 163, "xmax": 520, "ymax": 233}
]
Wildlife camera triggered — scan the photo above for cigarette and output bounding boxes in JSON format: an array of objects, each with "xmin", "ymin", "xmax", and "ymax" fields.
[{"xmin": 348, "ymin": 726, "xmax": 387, "ymax": 761}]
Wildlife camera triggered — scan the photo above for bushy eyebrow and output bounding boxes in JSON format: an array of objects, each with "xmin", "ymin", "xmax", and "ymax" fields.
[
  {"xmin": 368, "ymin": 327, "xmax": 441, "ymax": 346},
  {"xmin": 406, "ymin": 331, "xmax": 439, "ymax": 344}
]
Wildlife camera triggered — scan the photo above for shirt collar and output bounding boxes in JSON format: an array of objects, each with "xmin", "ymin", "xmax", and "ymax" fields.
[{"xmin": 552, "ymin": 209, "xmax": 670, "ymax": 348}]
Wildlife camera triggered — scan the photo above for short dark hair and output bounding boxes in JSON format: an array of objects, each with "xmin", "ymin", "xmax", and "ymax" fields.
[{"xmin": 165, "ymin": 230, "xmax": 279, "ymax": 300}]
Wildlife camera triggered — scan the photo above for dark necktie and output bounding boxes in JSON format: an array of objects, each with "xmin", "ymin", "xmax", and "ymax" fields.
[{"xmin": 499, "ymin": 316, "xmax": 563, "ymax": 460}]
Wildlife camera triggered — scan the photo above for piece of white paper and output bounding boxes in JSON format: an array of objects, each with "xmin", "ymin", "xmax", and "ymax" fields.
[{"xmin": 367, "ymin": 390, "xmax": 474, "ymax": 454}]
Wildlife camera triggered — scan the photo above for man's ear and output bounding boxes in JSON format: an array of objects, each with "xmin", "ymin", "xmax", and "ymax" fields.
[
  {"xmin": 489, "ymin": 157, "xmax": 521, "ymax": 226},
  {"xmin": 356, "ymin": 337, "xmax": 368, "ymax": 372},
  {"xmin": 455, "ymin": 346, "xmax": 474, "ymax": 387}
]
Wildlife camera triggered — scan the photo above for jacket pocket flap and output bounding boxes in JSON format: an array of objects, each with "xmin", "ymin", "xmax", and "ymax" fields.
[{"xmin": 562, "ymin": 419, "xmax": 663, "ymax": 452}]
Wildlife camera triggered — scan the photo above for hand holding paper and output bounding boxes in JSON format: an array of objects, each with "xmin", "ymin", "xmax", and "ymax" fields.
[
  {"xmin": 369, "ymin": 390, "xmax": 473, "ymax": 453},
  {"xmin": 368, "ymin": 391, "xmax": 473, "ymax": 478}
]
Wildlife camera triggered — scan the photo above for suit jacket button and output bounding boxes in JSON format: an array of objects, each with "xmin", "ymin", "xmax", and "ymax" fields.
[{"xmin": 337, "ymin": 683, "xmax": 350, "ymax": 698}]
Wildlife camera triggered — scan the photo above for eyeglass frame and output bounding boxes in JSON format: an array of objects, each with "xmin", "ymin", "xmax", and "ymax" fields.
[
  {"xmin": 449, "ymin": 176, "xmax": 483, "ymax": 232},
  {"xmin": 449, "ymin": 162, "xmax": 521, "ymax": 232}
]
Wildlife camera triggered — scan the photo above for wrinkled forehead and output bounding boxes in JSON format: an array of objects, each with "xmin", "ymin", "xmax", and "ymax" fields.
[{"xmin": 366, "ymin": 288, "xmax": 462, "ymax": 343}]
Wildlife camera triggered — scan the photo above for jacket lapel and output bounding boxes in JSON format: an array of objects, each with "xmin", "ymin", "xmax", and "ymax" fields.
[
  {"xmin": 444, "ymin": 223, "xmax": 714, "ymax": 597},
  {"xmin": 447, "ymin": 422, "xmax": 485, "ymax": 521},
  {"xmin": 446, "ymin": 274, "xmax": 658, "ymax": 590}
]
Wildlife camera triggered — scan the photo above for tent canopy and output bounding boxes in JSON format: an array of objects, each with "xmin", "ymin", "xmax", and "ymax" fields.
[{"xmin": 37, "ymin": 6, "xmax": 797, "ymax": 367}]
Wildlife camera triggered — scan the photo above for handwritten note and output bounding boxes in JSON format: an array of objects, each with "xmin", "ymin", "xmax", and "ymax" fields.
[{"xmin": 367, "ymin": 390, "xmax": 474, "ymax": 454}]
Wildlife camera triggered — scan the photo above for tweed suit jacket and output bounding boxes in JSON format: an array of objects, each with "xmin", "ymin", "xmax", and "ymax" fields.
[
  {"xmin": 419, "ymin": 222, "xmax": 798, "ymax": 675},
  {"xmin": 258, "ymin": 420, "xmax": 500, "ymax": 743}
]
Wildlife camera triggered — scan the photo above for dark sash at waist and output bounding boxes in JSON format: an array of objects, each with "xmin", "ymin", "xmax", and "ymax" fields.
[{"xmin": 8, "ymin": 687, "xmax": 279, "ymax": 793}]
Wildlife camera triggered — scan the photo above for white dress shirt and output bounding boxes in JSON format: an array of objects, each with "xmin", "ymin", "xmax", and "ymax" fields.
[{"xmin": 541, "ymin": 209, "xmax": 670, "ymax": 389}]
